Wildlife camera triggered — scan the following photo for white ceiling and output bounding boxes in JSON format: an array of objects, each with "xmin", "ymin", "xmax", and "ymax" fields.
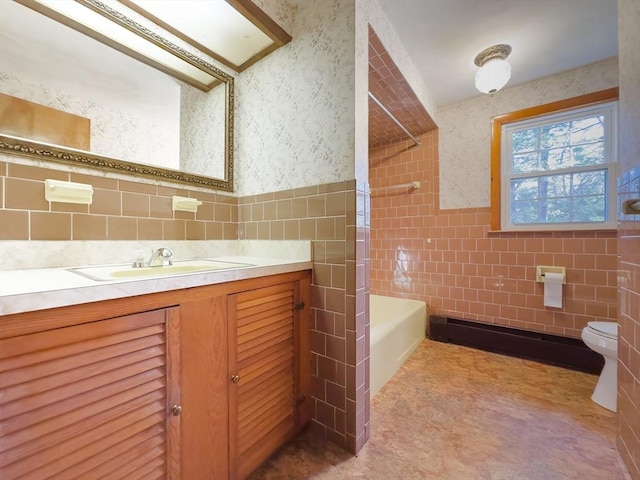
[{"xmin": 378, "ymin": 0, "xmax": 619, "ymax": 107}]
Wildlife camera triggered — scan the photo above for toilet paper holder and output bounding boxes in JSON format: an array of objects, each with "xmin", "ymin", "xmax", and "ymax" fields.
[{"xmin": 536, "ymin": 266, "xmax": 566, "ymax": 284}]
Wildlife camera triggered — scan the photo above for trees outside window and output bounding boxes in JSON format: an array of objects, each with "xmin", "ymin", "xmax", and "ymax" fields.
[{"xmin": 491, "ymin": 91, "xmax": 617, "ymax": 232}]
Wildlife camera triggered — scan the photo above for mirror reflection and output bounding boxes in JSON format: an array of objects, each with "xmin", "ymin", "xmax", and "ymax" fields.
[{"xmin": 0, "ymin": 0, "xmax": 234, "ymax": 190}]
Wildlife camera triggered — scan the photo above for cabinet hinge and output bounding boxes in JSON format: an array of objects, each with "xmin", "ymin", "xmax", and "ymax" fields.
[{"xmin": 294, "ymin": 302, "xmax": 305, "ymax": 311}]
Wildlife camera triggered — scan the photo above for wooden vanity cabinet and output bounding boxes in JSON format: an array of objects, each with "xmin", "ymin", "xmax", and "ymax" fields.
[
  {"xmin": 177, "ymin": 295, "xmax": 230, "ymax": 479},
  {"xmin": 0, "ymin": 270, "xmax": 311, "ymax": 480},
  {"xmin": 0, "ymin": 307, "xmax": 182, "ymax": 480},
  {"xmin": 228, "ymin": 277, "xmax": 312, "ymax": 480}
]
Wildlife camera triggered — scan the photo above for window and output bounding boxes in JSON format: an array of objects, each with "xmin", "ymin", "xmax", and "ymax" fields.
[{"xmin": 490, "ymin": 89, "xmax": 618, "ymax": 231}]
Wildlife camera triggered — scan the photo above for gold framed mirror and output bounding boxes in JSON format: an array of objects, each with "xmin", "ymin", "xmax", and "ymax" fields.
[{"xmin": 0, "ymin": 0, "xmax": 239, "ymax": 191}]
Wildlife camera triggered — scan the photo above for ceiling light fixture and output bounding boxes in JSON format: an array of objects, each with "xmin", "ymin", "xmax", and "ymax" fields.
[{"xmin": 474, "ymin": 44, "xmax": 512, "ymax": 95}]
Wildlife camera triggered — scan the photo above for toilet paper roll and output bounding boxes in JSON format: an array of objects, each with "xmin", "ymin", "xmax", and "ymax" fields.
[{"xmin": 543, "ymin": 272, "xmax": 563, "ymax": 308}]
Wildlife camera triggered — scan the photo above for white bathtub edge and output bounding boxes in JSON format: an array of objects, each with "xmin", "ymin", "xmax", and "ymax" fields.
[{"xmin": 370, "ymin": 296, "xmax": 427, "ymax": 398}]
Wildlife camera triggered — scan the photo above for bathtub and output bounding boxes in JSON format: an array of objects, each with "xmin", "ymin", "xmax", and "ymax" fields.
[{"xmin": 370, "ymin": 295, "xmax": 427, "ymax": 397}]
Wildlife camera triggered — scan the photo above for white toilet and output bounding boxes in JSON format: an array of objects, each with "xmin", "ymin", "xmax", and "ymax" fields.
[{"xmin": 581, "ymin": 321, "xmax": 618, "ymax": 412}]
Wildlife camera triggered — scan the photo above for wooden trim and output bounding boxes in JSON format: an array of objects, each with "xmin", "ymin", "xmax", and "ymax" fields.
[
  {"xmin": 229, "ymin": 0, "xmax": 293, "ymax": 72},
  {"xmin": 179, "ymin": 295, "xmax": 229, "ymax": 479},
  {"xmin": 490, "ymin": 87, "xmax": 619, "ymax": 231},
  {"xmin": 229, "ymin": 0, "xmax": 292, "ymax": 46},
  {"xmin": 166, "ymin": 307, "xmax": 181, "ymax": 480},
  {"xmin": 490, "ymin": 117, "xmax": 503, "ymax": 231}
]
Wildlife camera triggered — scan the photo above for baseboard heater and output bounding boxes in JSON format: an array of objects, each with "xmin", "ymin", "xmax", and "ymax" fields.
[{"xmin": 428, "ymin": 315, "xmax": 604, "ymax": 375}]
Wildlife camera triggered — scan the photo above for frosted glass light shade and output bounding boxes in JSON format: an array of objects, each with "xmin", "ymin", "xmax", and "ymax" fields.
[{"xmin": 475, "ymin": 58, "xmax": 511, "ymax": 94}]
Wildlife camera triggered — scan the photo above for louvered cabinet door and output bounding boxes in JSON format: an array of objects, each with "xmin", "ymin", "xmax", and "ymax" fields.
[
  {"xmin": 0, "ymin": 308, "xmax": 181, "ymax": 480},
  {"xmin": 228, "ymin": 281, "xmax": 299, "ymax": 480}
]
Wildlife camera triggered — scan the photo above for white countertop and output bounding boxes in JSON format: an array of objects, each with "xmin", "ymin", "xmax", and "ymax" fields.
[{"xmin": 0, "ymin": 256, "xmax": 312, "ymax": 316}]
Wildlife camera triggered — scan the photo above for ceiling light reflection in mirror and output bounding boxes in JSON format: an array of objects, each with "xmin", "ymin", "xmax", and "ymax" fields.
[
  {"xmin": 122, "ymin": 0, "xmax": 274, "ymax": 71},
  {"xmin": 20, "ymin": 0, "xmax": 220, "ymax": 91}
]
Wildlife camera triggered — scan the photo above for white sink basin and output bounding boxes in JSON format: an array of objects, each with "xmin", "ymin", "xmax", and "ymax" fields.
[{"xmin": 68, "ymin": 259, "xmax": 254, "ymax": 281}]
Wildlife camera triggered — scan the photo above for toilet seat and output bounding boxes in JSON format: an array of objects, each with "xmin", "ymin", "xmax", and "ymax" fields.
[{"xmin": 587, "ymin": 321, "xmax": 618, "ymax": 340}]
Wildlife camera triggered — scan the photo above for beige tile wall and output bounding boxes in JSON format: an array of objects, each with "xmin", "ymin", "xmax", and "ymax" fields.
[
  {"xmin": 239, "ymin": 180, "xmax": 370, "ymax": 453},
  {"xmin": 0, "ymin": 159, "xmax": 370, "ymax": 454},
  {"xmin": 0, "ymin": 162, "xmax": 237, "ymax": 241}
]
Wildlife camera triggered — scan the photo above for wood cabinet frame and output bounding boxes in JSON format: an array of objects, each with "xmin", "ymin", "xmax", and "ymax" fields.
[{"xmin": 0, "ymin": 270, "xmax": 312, "ymax": 480}]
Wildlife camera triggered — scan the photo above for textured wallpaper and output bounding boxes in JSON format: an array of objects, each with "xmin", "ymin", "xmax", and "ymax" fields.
[
  {"xmin": 180, "ymin": 83, "xmax": 227, "ymax": 179},
  {"xmin": 438, "ymin": 58, "xmax": 619, "ymax": 210},
  {"xmin": 354, "ymin": 0, "xmax": 371, "ymax": 183},
  {"xmin": 253, "ymin": 0, "xmax": 295, "ymax": 34},
  {"xmin": 0, "ymin": 71, "xmax": 181, "ymax": 170},
  {"xmin": 234, "ymin": 0, "xmax": 358, "ymax": 196}
]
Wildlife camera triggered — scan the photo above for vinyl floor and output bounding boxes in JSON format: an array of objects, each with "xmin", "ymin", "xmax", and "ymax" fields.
[{"xmin": 250, "ymin": 338, "xmax": 632, "ymax": 480}]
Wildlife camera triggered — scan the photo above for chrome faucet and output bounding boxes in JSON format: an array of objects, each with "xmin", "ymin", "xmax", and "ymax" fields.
[{"xmin": 148, "ymin": 247, "xmax": 173, "ymax": 267}]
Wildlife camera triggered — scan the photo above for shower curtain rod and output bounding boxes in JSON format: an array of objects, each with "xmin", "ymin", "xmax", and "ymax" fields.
[{"xmin": 368, "ymin": 92, "xmax": 421, "ymax": 147}]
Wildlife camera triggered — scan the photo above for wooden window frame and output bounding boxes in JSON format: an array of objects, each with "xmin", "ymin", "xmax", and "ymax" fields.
[{"xmin": 490, "ymin": 87, "xmax": 619, "ymax": 231}]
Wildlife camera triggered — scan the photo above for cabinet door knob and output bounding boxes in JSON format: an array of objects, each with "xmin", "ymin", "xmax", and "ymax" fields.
[
  {"xmin": 171, "ymin": 404, "xmax": 183, "ymax": 416},
  {"xmin": 231, "ymin": 374, "xmax": 240, "ymax": 383}
]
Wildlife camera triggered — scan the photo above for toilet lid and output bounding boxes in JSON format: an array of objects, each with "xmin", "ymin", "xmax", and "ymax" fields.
[{"xmin": 587, "ymin": 321, "xmax": 618, "ymax": 339}]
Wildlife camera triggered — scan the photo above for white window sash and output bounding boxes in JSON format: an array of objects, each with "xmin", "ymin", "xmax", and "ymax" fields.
[{"xmin": 500, "ymin": 102, "xmax": 617, "ymax": 231}]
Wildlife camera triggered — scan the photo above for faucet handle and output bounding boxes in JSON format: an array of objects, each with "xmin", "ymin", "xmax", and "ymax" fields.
[{"xmin": 132, "ymin": 249, "xmax": 146, "ymax": 268}]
